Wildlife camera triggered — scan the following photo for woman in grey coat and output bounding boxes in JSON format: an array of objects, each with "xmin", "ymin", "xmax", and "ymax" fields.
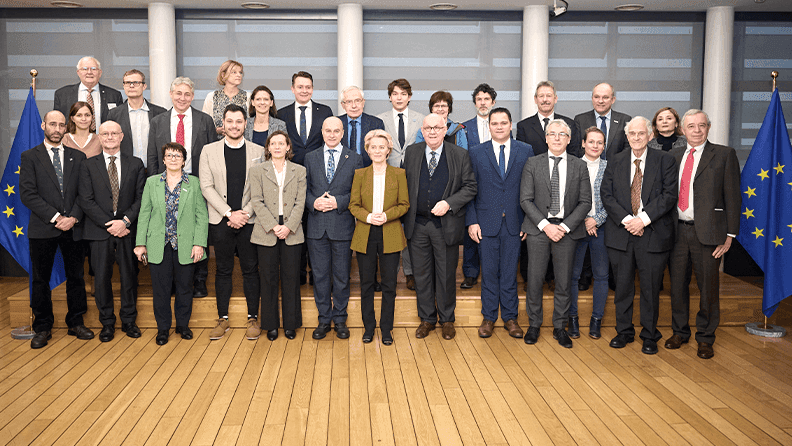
[
  {"xmin": 245, "ymin": 85, "xmax": 287, "ymax": 146},
  {"xmin": 648, "ymin": 106, "xmax": 687, "ymax": 152}
]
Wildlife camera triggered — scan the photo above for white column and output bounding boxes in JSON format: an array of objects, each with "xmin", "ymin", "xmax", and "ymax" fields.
[
  {"xmin": 337, "ymin": 3, "xmax": 363, "ymax": 111},
  {"xmin": 702, "ymin": 6, "xmax": 734, "ymax": 145},
  {"xmin": 521, "ymin": 5, "xmax": 549, "ymax": 119},
  {"xmin": 148, "ymin": 3, "xmax": 177, "ymax": 107}
]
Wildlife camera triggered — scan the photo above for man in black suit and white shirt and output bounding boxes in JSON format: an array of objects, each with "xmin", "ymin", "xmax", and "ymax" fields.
[
  {"xmin": 276, "ymin": 71, "xmax": 335, "ymax": 166},
  {"xmin": 574, "ymin": 83, "xmax": 631, "ymax": 160},
  {"xmin": 53, "ymin": 56, "xmax": 123, "ymax": 131},
  {"xmin": 517, "ymin": 81, "xmax": 581, "ymax": 158},
  {"xmin": 20, "ymin": 111, "xmax": 93, "ymax": 349}
]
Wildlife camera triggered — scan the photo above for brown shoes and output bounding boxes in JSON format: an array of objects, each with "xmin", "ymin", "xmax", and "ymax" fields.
[
  {"xmin": 415, "ymin": 321, "xmax": 436, "ymax": 338},
  {"xmin": 441, "ymin": 322, "xmax": 456, "ymax": 340},
  {"xmin": 406, "ymin": 275, "xmax": 416, "ymax": 291},
  {"xmin": 664, "ymin": 334, "xmax": 689, "ymax": 350},
  {"xmin": 478, "ymin": 319, "xmax": 495, "ymax": 338},
  {"xmin": 697, "ymin": 342, "xmax": 714, "ymax": 359},
  {"xmin": 504, "ymin": 320, "xmax": 524, "ymax": 338}
]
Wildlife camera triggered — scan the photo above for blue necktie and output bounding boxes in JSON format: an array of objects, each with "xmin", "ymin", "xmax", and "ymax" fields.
[
  {"xmin": 499, "ymin": 144, "xmax": 506, "ymax": 180},
  {"xmin": 350, "ymin": 120, "xmax": 358, "ymax": 154},
  {"xmin": 429, "ymin": 151, "xmax": 437, "ymax": 177},
  {"xmin": 51, "ymin": 147, "xmax": 63, "ymax": 195},
  {"xmin": 299, "ymin": 106, "xmax": 308, "ymax": 144},
  {"xmin": 599, "ymin": 116, "xmax": 608, "ymax": 159},
  {"xmin": 398, "ymin": 113, "xmax": 405, "ymax": 148},
  {"xmin": 326, "ymin": 149, "xmax": 336, "ymax": 183}
]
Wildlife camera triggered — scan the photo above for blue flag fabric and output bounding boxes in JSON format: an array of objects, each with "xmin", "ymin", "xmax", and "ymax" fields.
[
  {"xmin": 0, "ymin": 88, "xmax": 66, "ymax": 290},
  {"xmin": 737, "ymin": 88, "xmax": 792, "ymax": 317}
]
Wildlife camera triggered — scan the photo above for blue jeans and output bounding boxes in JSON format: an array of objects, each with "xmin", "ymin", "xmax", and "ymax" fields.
[{"xmin": 570, "ymin": 225, "xmax": 609, "ymax": 319}]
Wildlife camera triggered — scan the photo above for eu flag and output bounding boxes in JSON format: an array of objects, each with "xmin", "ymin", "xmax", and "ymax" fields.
[
  {"xmin": 737, "ymin": 88, "xmax": 792, "ymax": 317},
  {"xmin": 0, "ymin": 87, "xmax": 66, "ymax": 290}
]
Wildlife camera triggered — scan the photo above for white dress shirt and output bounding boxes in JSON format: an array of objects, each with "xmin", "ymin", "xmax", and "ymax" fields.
[
  {"xmin": 620, "ymin": 149, "xmax": 652, "ymax": 227},
  {"xmin": 294, "ymin": 100, "xmax": 313, "ymax": 137},
  {"xmin": 584, "ymin": 155, "xmax": 601, "ymax": 217},
  {"xmin": 492, "ymin": 138, "xmax": 511, "ymax": 168},
  {"xmin": 128, "ymin": 101, "xmax": 150, "ymax": 166},
  {"xmin": 595, "ymin": 109, "xmax": 612, "ymax": 145},
  {"xmin": 538, "ymin": 151, "xmax": 571, "ymax": 233},
  {"xmin": 392, "ymin": 108, "xmax": 408, "ymax": 136},
  {"xmin": 477, "ymin": 115, "xmax": 490, "ymax": 142},
  {"xmin": 366, "ymin": 170, "xmax": 387, "ymax": 223},
  {"xmin": 323, "ymin": 143, "xmax": 342, "ymax": 178},
  {"xmin": 538, "ymin": 112, "xmax": 555, "ymax": 131},
  {"xmin": 170, "ymin": 108, "xmax": 193, "ymax": 173},
  {"xmin": 78, "ymin": 83, "xmax": 103, "ymax": 125},
  {"xmin": 275, "ymin": 161, "xmax": 287, "ymax": 217}
]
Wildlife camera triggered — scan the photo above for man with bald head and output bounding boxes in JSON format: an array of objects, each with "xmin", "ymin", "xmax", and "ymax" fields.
[
  {"xmin": 54, "ymin": 56, "xmax": 124, "ymax": 131},
  {"xmin": 403, "ymin": 113, "xmax": 477, "ymax": 340},
  {"xmin": 574, "ymin": 83, "xmax": 631, "ymax": 159},
  {"xmin": 79, "ymin": 120, "xmax": 146, "ymax": 342},
  {"xmin": 304, "ymin": 116, "xmax": 363, "ymax": 340},
  {"xmin": 20, "ymin": 111, "xmax": 91, "ymax": 349}
]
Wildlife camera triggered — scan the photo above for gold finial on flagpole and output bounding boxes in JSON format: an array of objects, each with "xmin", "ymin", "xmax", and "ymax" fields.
[
  {"xmin": 771, "ymin": 70, "xmax": 778, "ymax": 92},
  {"xmin": 30, "ymin": 69, "xmax": 38, "ymax": 98}
]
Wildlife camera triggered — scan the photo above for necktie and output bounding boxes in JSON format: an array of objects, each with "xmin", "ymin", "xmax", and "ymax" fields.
[
  {"xmin": 176, "ymin": 113, "xmax": 185, "ymax": 146},
  {"xmin": 326, "ymin": 149, "xmax": 336, "ymax": 183},
  {"xmin": 51, "ymin": 147, "xmax": 63, "ymax": 195},
  {"xmin": 549, "ymin": 156, "xmax": 561, "ymax": 216},
  {"xmin": 108, "ymin": 155, "xmax": 119, "ymax": 214},
  {"xmin": 350, "ymin": 120, "xmax": 358, "ymax": 154},
  {"xmin": 398, "ymin": 113, "xmax": 405, "ymax": 148},
  {"xmin": 86, "ymin": 88, "xmax": 96, "ymax": 132},
  {"xmin": 599, "ymin": 116, "xmax": 608, "ymax": 159},
  {"xmin": 499, "ymin": 144, "xmax": 506, "ymax": 180},
  {"xmin": 631, "ymin": 159, "xmax": 643, "ymax": 215},
  {"xmin": 678, "ymin": 148, "xmax": 696, "ymax": 211},
  {"xmin": 429, "ymin": 151, "xmax": 437, "ymax": 177},
  {"xmin": 481, "ymin": 120, "xmax": 490, "ymax": 142},
  {"xmin": 542, "ymin": 117, "xmax": 549, "ymax": 131},
  {"xmin": 299, "ymin": 106, "xmax": 308, "ymax": 144}
]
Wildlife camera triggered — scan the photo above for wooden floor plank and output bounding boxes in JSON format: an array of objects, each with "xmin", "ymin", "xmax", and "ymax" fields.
[
  {"xmin": 281, "ymin": 330, "xmax": 318, "ymax": 446},
  {"xmin": 304, "ymin": 337, "xmax": 334, "ymax": 445},
  {"xmin": 327, "ymin": 332, "xmax": 351, "ymax": 446},
  {"xmin": 348, "ymin": 330, "xmax": 373, "ymax": 446},
  {"xmin": 394, "ymin": 330, "xmax": 441, "ymax": 446},
  {"xmin": 259, "ymin": 332, "xmax": 304, "ymax": 445},
  {"xmin": 378, "ymin": 330, "xmax": 409, "ymax": 446}
]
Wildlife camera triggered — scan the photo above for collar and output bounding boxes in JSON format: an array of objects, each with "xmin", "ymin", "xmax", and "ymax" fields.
[
  {"xmin": 103, "ymin": 150, "xmax": 120, "ymax": 160},
  {"xmin": 324, "ymin": 143, "xmax": 341, "ymax": 153},
  {"xmin": 44, "ymin": 141, "xmax": 64, "ymax": 152},
  {"xmin": 394, "ymin": 108, "xmax": 408, "ymax": 119},
  {"xmin": 630, "ymin": 148, "xmax": 648, "ymax": 165},
  {"xmin": 224, "ymin": 138, "xmax": 245, "ymax": 149},
  {"xmin": 548, "ymin": 150, "xmax": 567, "ymax": 161},
  {"xmin": 171, "ymin": 107, "xmax": 192, "ymax": 118},
  {"xmin": 79, "ymin": 83, "xmax": 98, "ymax": 93},
  {"xmin": 348, "ymin": 115, "xmax": 361, "ymax": 124},
  {"xmin": 477, "ymin": 114, "xmax": 489, "ymax": 124},
  {"xmin": 160, "ymin": 170, "xmax": 190, "ymax": 184},
  {"xmin": 583, "ymin": 154, "xmax": 601, "ymax": 165},
  {"xmin": 296, "ymin": 100, "xmax": 313, "ymax": 110},
  {"xmin": 596, "ymin": 109, "xmax": 612, "ymax": 121},
  {"xmin": 128, "ymin": 100, "xmax": 149, "ymax": 112},
  {"xmin": 493, "ymin": 139, "xmax": 510, "ymax": 150},
  {"xmin": 426, "ymin": 143, "xmax": 443, "ymax": 157},
  {"xmin": 538, "ymin": 111, "xmax": 554, "ymax": 121},
  {"xmin": 686, "ymin": 141, "xmax": 706, "ymax": 152}
]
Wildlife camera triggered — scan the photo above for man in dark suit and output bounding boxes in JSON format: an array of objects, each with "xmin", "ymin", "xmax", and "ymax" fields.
[
  {"xmin": 106, "ymin": 69, "xmax": 167, "ymax": 172},
  {"xmin": 520, "ymin": 119, "xmax": 591, "ymax": 348},
  {"xmin": 338, "ymin": 85, "xmax": 385, "ymax": 167},
  {"xmin": 276, "ymin": 71, "xmax": 335, "ymax": 166},
  {"xmin": 466, "ymin": 108, "xmax": 533, "ymax": 339},
  {"xmin": 601, "ymin": 116, "xmax": 678, "ymax": 355},
  {"xmin": 404, "ymin": 113, "xmax": 477, "ymax": 341},
  {"xmin": 304, "ymin": 116, "xmax": 363, "ymax": 340},
  {"xmin": 574, "ymin": 83, "xmax": 631, "ymax": 160},
  {"xmin": 20, "ymin": 110, "xmax": 93, "ymax": 349},
  {"xmin": 516, "ymin": 81, "xmax": 581, "ymax": 157},
  {"xmin": 53, "ymin": 57, "xmax": 123, "ymax": 131},
  {"xmin": 666, "ymin": 109, "xmax": 741, "ymax": 359},
  {"xmin": 78, "ymin": 121, "xmax": 146, "ymax": 342}
]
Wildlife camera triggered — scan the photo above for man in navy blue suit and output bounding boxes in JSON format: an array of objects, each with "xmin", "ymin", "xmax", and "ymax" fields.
[
  {"xmin": 466, "ymin": 108, "xmax": 533, "ymax": 338},
  {"xmin": 338, "ymin": 86, "xmax": 385, "ymax": 167},
  {"xmin": 304, "ymin": 116, "xmax": 363, "ymax": 340}
]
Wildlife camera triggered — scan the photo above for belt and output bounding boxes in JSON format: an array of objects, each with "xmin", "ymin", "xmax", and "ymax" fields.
[
  {"xmin": 678, "ymin": 219, "xmax": 694, "ymax": 226},
  {"xmin": 547, "ymin": 217, "xmax": 563, "ymax": 225}
]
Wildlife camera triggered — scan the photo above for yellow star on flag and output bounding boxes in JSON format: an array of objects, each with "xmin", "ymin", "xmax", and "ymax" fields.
[
  {"xmin": 788, "ymin": 181, "xmax": 792, "ymax": 191},
  {"xmin": 773, "ymin": 236, "xmax": 783, "ymax": 247},
  {"xmin": 3, "ymin": 206, "xmax": 13, "ymax": 218},
  {"xmin": 4, "ymin": 184, "xmax": 14, "ymax": 196},
  {"xmin": 12, "ymin": 226, "xmax": 23, "ymax": 237},
  {"xmin": 744, "ymin": 186, "xmax": 756, "ymax": 198},
  {"xmin": 775, "ymin": 163, "xmax": 785, "ymax": 174},
  {"xmin": 758, "ymin": 169, "xmax": 770, "ymax": 181},
  {"xmin": 743, "ymin": 208, "xmax": 755, "ymax": 219},
  {"xmin": 752, "ymin": 227, "xmax": 764, "ymax": 238},
  {"xmin": 15, "ymin": 165, "xmax": 20, "ymax": 174},
  {"xmin": 788, "ymin": 223, "xmax": 792, "ymax": 233}
]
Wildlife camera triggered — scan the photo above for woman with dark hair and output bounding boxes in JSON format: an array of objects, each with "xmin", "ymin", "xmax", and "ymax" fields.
[
  {"xmin": 202, "ymin": 59, "xmax": 251, "ymax": 135},
  {"xmin": 414, "ymin": 90, "xmax": 468, "ymax": 149},
  {"xmin": 64, "ymin": 101, "xmax": 101, "ymax": 158},
  {"xmin": 249, "ymin": 130, "xmax": 306, "ymax": 341},
  {"xmin": 244, "ymin": 85, "xmax": 287, "ymax": 146},
  {"xmin": 135, "ymin": 142, "xmax": 208, "ymax": 346},
  {"xmin": 648, "ymin": 106, "xmax": 687, "ymax": 152}
]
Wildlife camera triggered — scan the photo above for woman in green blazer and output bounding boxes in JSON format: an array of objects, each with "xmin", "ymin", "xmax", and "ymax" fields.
[
  {"xmin": 349, "ymin": 130, "xmax": 409, "ymax": 345},
  {"xmin": 135, "ymin": 142, "xmax": 209, "ymax": 346}
]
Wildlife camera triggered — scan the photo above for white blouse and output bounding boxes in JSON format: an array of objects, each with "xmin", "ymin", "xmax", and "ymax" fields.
[{"xmin": 275, "ymin": 162, "xmax": 287, "ymax": 217}]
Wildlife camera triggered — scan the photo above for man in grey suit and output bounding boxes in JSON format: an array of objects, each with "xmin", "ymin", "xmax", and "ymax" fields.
[
  {"xmin": 520, "ymin": 119, "xmax": 591, "ymax": 348},
  {"xmin": 53, "ymin": 56, "xmax": 124, "ymax": 131},
  {"xmin": 378, "ymin": 78, "xmax": 425, "ymax": 290},
  {"xmin": 403, "ymin": 113, "xmax": 477, "ymax": 341},
  {"xmin": 304, "ymin": 116, "xmax": 363, "ymax": 340},
  {"xmin": 574, "ymin": 83, "xmax": 631, "ymax": 160}
]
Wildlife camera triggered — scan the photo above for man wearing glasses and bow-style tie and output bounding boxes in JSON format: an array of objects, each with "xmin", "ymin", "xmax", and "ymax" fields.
[{"xmin": 54, "ymin": 57, "xmax": 124, "ymax": 131}]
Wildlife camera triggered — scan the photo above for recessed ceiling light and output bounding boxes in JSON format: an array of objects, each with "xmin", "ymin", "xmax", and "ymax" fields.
[
  {"xmin": 430, "ymin": 3, "xmax": 458, "ymax": 10},
  {"xmin": 51, "ymin": 1, "xmax": 83, "ymax": 7},
  {"xmin": 754, "ymin": 0, "xmax": 766, "ymax": 3},
  {"xmin": 241, "ymin": 2, "xmax": 270, "ymax": 9},
  {"xmin": 615, "ymin": 4, "xmax": 645, "ymax": 11}
]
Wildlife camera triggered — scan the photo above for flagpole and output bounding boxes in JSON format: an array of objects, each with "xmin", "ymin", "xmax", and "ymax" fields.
[{"xmin": 30, "ymin": 69, "xmax": 37, "ymax": 97}]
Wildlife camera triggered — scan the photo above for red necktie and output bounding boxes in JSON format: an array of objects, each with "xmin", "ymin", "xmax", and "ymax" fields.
[
  {"xmin": 176, "ymin": 113, "xmax": 185, "ymax": 146},
  {"xmin": 678, "ymin": 148, "xmax": 696, "ymax": 211}
]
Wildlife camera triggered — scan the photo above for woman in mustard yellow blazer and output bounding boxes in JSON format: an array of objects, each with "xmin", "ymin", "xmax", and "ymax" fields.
[{"xmin": 349, "ymin": 130, "xmax": 409, "ymax": 345}]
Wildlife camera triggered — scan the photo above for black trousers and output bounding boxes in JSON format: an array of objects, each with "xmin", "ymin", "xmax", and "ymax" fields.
[
  {"xmin": 29, "ymin": 231, "xmax": 87, "ymax": 332},
  {"xmin": 210, "ymin": 221, "xmax": 260, "ymax": 317},
  {"xmin": 90, "ymin": 235, "xmax": 138, "ymax": 326},
  {"xmin": 409, "ymin": 221, "xmax": 458, "ymax": 324},
  {"xmin": 357, "ymin": 226, "xmax": 400, "ymax": 334},
  {"xmin": 150, "ymin": 246, "xmax": 194, "ymax": 331},
  {"xmin": 258, "ymin": 235, "xmax": 302, "ymax": 331}
]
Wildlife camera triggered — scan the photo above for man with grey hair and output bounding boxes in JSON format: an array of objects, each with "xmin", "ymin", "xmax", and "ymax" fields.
[
  {"xmin": 517, "ymin": 81, "xmax": 581, "ymax": 157},
  {"xmin": 574, "ymin": 82, "xmax": 631, "ymax": 159},
  {"xmin": 338, "ymin": 85, "xmax": 385, "ymax": 167},
  {"xmin": 601, "ymin": 116, "xmax": 677, "ymax": 355},
  {"xmin": 54, "ymin": 56, "xmax": 124, "ymax": 131}
]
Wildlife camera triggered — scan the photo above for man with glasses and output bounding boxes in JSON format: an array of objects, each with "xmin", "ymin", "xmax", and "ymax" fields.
[
  {"xmin": 78, "ymin": 120, "xmax": 146, "ymax": 342},
  {"xmin": 106, "ymin": 69, "xmax": 167, "ymax": 173},
  {"xmin": 338, "ymin": 86, "xmax": 385, "ymax": 167},
  {"xmin": 54, "ymin": 56, "xmax": 124, "ymax": 131}
]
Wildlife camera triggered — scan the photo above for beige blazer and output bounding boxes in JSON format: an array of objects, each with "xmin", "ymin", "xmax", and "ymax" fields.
[
  {"xmin": 249, "ymin": 160, "xmax": 306, "ymax": 246},
  {"xmin": 199, "ymin": 138, "xmax": 264, "ymax": 225}
]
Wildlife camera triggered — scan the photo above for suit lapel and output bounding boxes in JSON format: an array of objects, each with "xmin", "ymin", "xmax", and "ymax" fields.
[
  {"xmin": 96, "ymin": 154, "xmax": 113, "ymax": 193},
  {"xmin": 35, "ymin": 146, "xmax": 61, "ymax": 190},
  {"xmin": 537, "ymin": 152, "xmax": 551, "ymax": 194},
  {"xmin": 641, "ymin": 150, "xmax": 659, "ymax": 204},
  {"xmin": 468, "ymin": 123, "xmax": 479, "ymax": 147},
  {"xmin": 177, "ymin": 178, "xmax": 191, "ymax": 223},
  {"xmin": 484, "ymin": 141, "xmax": 501, "ymax": 179},
  {"xmin": 309, "ymin": 103, "xmax": 324, "ymax": 142},
  {"xmin": 505, "ymin": 140, "xmax": 521, "ymax": 179},
  {"xmin": 62, "ymin": 148, "xmax": 76, "ymax": 189},
  {"xmin": 531, "ymin": 116, "xmax": 545, "ymax": 140},
  {"xmin": 695, "ymin": 142, "xmax": 715, "ymax": 180},
  {"xmin": 190, "ymin": 107, "xmax": 201, "ymax": 153},
  {"xmin": 120, "ymin": 153, "xmax": 133, "ymax": 193},
  {"xmin": 334, "ymin": 148, "xmax": 352, "ymax": 182}
]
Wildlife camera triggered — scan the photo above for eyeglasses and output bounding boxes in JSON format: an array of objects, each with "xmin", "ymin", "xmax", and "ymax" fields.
[
  {"xmin": 123, "ymin": 81, "xmax": 144, "ymax": 87},
  {"xmin": 432, "ymin": 104, "xmax": 449, "ymax": 110},
  {"xmin": 78, "ymin": 67, "xmax": 99, "ymax": 72},
  {"xmin": 422, "ymin": 126, "xmax": 446, "ymax": 134},
  {"xmin": 164, "ymin": 153, "xmax": 184, "ymax": 160},
  {"xmin": 98, "ymin": 131, "xmax": 123, "ymax": 138},
  {"xmin": 546, "ymin": 132, "xmax": 570, "ymax": 139},
  {"xmin": 342, "ymin": 99, "xmax": 364, "ymax": 105}
]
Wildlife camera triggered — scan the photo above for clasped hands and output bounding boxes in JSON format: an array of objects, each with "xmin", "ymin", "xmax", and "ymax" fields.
[
  {"xmin": 227, "ymin": 210, "xmax": 249, "ymax": 229},
  {"xmin": 314, "ymin": 192, "xmax": 338, "ymax": 212}
]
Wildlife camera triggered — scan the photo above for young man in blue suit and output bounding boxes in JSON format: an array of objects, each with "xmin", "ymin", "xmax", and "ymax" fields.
[
  {"xmin": 304, "ymin": 116, "xmax": 363, "ymax": 340},
  {"xmin": 466, "ymin": 108, "xmax": 533, "ymax": 338},
  {"xmin": 338, "ymin": 86, "xmax": 385, "ymax": 167}
]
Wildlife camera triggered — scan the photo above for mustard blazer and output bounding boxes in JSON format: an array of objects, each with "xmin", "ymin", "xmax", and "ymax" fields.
[
  {"xmin": 349, "ymin": 165, "xmax": 409, "ymax": 254},
  {"xmin": 249, "ymin": 160, "xmax": 306, "ymax": 246}
]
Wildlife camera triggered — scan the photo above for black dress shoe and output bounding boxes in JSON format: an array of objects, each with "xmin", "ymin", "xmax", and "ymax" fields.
[
  {"xmin": 334, "ymin": 322, "xmax": 350, "ymax": 339},
  {"xmin": 309, "ymin": 272, "xmax": 314, "ymax": 286},
  {"xmin": 382, "ymin": 331, "xmax": 393, "ymax": 346},
  {"xmin": 373, "ymin": 281, "xmax": 382, "ymax": 292},
  {"xmin": 460, "ymin": 277, "xmax": 477, "ymax": 289},
  {"xmin": 553, "ymin": 328, "xmax": 573, "ymax": 348},
  {"xmin": 156, "ymin": 330, "xmax": 169, "ymax": 345},
  {"xmin": 313, "ymin": 323, "xmax": 331, "ymax": 340},
  {"xmin": 267, "ymin": 329, "xmax": 279, "ymax": 341},
  {"xmin": 406, "ymin": 275, "xmax": 415, "ymax": 291},
  {"xmin": 589, "ymin": 317, "xmax": 602, "ymax": 339},
  {"xmin": 193, "ymin": 282, "xmax": 208, "ymax": 298},
  {"xmin": 642, "ymin": 339, "xmax": 658, "ymax": 355},
  {"xmin": 567, "ymin": 316, "xmax": 580, "ymax": 339},
  {"xmin": 300, "ymin": 275, "xmax": 307, "ymax": 286},
  {"xmin": 68, "ymin": 324, "xmax": 95, "ymax": 340},
  {"xmin": 99, "ymin": 325, "xmax": 115, "ymax": 342},
  {"xmin": 609, "ymin": 334, "xmax": 635, "ymax": 349},
  {"xmin": 523, "ymin": 326, "xmax": 540, "ymax": 345},
  {"xmin": 175, "ymin": 326, "xmax": 193, "ymax": 340},
  {"xmin": 121, "ymin": 322, "xmax": 141, "ymax": 338},
  {"xmin": 31, "ymin": 330, "xmax": 51, "ymax": 349},
  {"xmin": 362, "ymin": 331, "xmax": 374, "ymax": 343},
  {"xmin": 284, "ymin": 329, "xmax": 296, "ymax": 339},
  {"xmin": 578, "ymin": 280, "xmax": 590, "ymax": 291}
]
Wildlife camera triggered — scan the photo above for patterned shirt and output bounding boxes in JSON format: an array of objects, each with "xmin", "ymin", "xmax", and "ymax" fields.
[
  {"xmin": 211, "ymin": 89, "xmax": 248, "ymax": 128},
  {"xmin": 161, "ymin": 171, "xmax": 190, "ymax": 250}
]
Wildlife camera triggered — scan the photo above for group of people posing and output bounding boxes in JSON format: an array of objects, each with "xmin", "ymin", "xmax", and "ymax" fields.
[{"xmin": 20, "ymin": 57, "xmax": 741, "ymax": 360}]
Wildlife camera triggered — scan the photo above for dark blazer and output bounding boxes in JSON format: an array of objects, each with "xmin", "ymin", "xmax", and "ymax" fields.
[
  {"xmin": 466, "ymin": 139, "xmax": 534, "ymax": 236},
  {"xmin": 338, "ymin": 112, "xmax": 386, "ymax": 167},
  {"xmin": 304, "ymin": 145, "xmax": 363, "ymax": 241},
  {"xmin": 601, "ymin": 148, "xmax": 678, "ymax": 253},
  {"xmin": 516, "ymin": 113, "xmax": 582, "ymax": 158},
  {"xmin": 106, "ymin": 99, "xmax": 168, "ymax": 160},
  {"xmin": 53, "ymin": 83, "xmax": 124, "ymax": 123},
  {"xmin": 20, "ymin": 144, "xmax": 86, "ymax": 239},
  {"xmin": 669, "ymin": 141, "xmax": 741, "ymax": 245},
  {"xmin": 146, "ymin": 107, "xmax": 218, "ymax": 176},
  {"xmin": 78, "ymin": 152, "xmax": 146, "ymax": 241},
  {"xmin": 520, "ymin": 152, "xmax": 591, "ymax": 240},
  {"xmin": 461, "ymin": 116, "xmax": 484, "ymax": 147},
  {"xmin": 574, "ymin": 109, "xmax": 631, "ymax": 159},
  {"xmin": 402, "ymin": 141, "xmax": 477, "ymax": 246},
  {"xmin": 276, "ymin": 101, "xmax": 334, "ymax": 165}
]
